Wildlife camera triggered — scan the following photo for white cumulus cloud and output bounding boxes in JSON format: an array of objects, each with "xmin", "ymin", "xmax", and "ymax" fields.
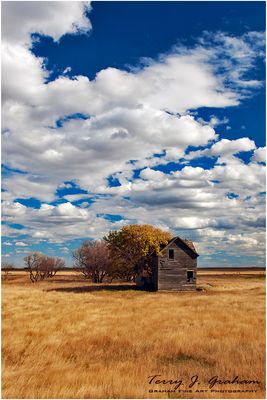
[{"xmin": 1, "ymin": 1, "xmax": 265, "ymax": 266}]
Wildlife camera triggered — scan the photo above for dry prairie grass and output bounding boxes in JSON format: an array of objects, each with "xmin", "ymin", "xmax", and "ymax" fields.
[{"xmin": 1, "ymin": 272, "xmax": 265, "ymax": 399}]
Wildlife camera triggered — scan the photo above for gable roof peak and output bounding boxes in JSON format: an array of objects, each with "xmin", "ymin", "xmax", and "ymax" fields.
[{"xmin": 164, "ymin": 236, "xmax": 199, "ymax": 256}]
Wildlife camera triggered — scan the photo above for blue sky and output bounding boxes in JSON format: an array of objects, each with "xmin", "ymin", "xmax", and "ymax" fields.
[{"xmin": 2, "ymin": 1, "xmax": 266, "ymax": 267}]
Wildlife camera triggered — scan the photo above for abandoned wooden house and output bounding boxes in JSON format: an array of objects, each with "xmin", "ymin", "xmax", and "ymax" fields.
[{"xmin": 137, "ymin": 236, "xmax": 199, "ymax": 291}]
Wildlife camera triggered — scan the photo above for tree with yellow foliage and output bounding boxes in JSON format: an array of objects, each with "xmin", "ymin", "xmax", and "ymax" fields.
[{"xmin": 104, "ymin": 224, "xmax": 172, "ymax": 280}]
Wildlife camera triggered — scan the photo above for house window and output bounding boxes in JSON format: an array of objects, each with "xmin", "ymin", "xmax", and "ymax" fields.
[
  {"xmin": 169, "ymin": 249, "xmax": 174, "ymax": 260},
  {"xmin": 187, "ymin": 270, "xmax": 194, "ymax": 283}
]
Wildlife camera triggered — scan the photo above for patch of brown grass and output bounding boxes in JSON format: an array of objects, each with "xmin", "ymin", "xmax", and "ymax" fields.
[{"xmin": 1, "ymin": 272, "xmax": 265, "ymax": 399}]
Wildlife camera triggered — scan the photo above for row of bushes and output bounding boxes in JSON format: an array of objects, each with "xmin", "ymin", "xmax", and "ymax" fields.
[
  {"xmin": 4, "ymin": 224, "xmax": 173, "ymax": 283},
  {"xmin": 24, "ymin": 253, "xmax": 65, "ymax": 282}
]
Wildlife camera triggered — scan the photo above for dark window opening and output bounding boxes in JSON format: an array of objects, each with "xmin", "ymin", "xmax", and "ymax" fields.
[
  {"xmin": 187, "ymin": 270, "xmax": 194, "ymax": 283},
  {"xmin": 169, "ymin": 249, "xmax": 174, "ymax": 259}
]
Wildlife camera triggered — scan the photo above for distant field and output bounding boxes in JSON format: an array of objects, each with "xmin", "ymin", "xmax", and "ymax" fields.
[
  {"xmin": 2, "ymin": 270, "xmax": 265, "ymax": 399},
  {"xmin": 198, "ymin": 268, "xmax": 265, "ymax": 275}
]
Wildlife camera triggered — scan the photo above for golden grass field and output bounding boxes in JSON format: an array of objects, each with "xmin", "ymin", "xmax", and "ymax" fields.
[{"xmin": 1, "ymin": 270, "xmax": 266, "ymax": 399}]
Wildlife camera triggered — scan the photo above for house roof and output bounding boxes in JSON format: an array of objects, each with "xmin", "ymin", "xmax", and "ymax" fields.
[
  {"xmin": 184, "ymin": 239, "xmax": 197, "ymax": 253},
  {"xmin": 161, "ymin": 236, "xmax": 199, "ymax": 257}
]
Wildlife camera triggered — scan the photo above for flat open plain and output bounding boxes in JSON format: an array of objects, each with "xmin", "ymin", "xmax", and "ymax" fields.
[{"xmin": 1, "ymin": 270, "xmax": 265, "ymax": 399}]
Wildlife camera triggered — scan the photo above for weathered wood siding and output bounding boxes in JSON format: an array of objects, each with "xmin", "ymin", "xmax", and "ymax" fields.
[
  {"xmin": 150, "ymin": 254, "xmax": 158, "ymax": 291},
  {"xmin": 152, "ymin": 238, "xmax": 197, "ymax": 291}
]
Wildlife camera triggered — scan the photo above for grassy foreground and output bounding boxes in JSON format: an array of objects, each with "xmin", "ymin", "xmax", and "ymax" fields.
[{"xmin": 1, "ymin": 271, "xmax": 266, "ymax": 399}]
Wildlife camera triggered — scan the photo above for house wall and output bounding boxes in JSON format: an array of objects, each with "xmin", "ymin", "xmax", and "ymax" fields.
[
  {"xmin": 152, "ymin": 239, "xmax": 197, "ymax": 291},
  {"xmin": 150, "ymin": 255, "xmax": 158, "ymax": 290}
]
